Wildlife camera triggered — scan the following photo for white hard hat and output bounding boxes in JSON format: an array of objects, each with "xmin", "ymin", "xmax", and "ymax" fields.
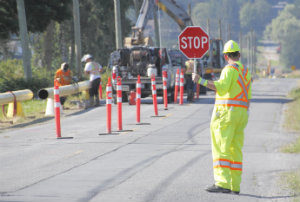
[
  {"xmin": 60, "ymin": 62, "xmax": 68, "ymax": 70},
  {"xmin": 81, "ymin": 54, "xmax": 93, "ymax": 62}
]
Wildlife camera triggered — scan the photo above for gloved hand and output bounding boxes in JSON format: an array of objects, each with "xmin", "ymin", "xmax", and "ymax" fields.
[
  {"xmin": 72, "ymin": 76, "xmax": 79, "ymax": 82},
  {"xmin": 192, "ymin": 73, "xmax": 200, "ymax": 83}
]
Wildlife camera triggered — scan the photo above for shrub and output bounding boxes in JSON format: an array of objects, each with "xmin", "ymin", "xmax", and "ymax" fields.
[{"xmin": 0, "ymin": 59, "xmax": 52, "ymax": 95}]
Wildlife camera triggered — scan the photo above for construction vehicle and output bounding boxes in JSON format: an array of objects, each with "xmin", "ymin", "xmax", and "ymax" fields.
[
  {"xmin": 109, "ymin": 0, "xmax": 193, "ymax": 102},
  {"xmin": 109, "ymin": 0, "xmax": 224, "ymax": 100}
]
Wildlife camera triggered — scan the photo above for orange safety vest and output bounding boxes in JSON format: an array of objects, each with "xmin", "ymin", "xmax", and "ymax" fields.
[
  {"xmin": 54, "ymin": 69, "xmax": 71, "ymax": 86},
  {"xmin": 215, "ymin": 63, "xmax": 251, "ymax": 109}
]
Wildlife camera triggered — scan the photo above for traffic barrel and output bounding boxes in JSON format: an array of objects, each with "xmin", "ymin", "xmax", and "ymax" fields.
[
  {"xmin": 162, "ymin": 70, "xmax": 168, "ymax": 110},
  {"xmin": 129, "ymin": 91, "xmax": 136, "ymax": 105},
  {"xmin": 136, "ymin": 75, "xmax": 141, "ymax": 123},
  {"xmin": 54, "ymin": 83, "xmax": 61, "ymax": 138},
  {"xmin": 174, "ymin": 68, "xmax": 180, "ymax": 103},
  {"xmin": 116, "ymin": 77, "xmax": 122, "ymax": 131},
  {"xmin": 151, "ymin": 75, "xmax": 158, "ymax": 116},
  {"xmin": 106, "ymin": 77, "xmax": 112, "ymax": 134},
  {"xmin": 179, "ymin": 69, "xmax": 184, "ymax": 105},
  {"xmin": 98, "ymin": 81, "xmax": 102, "ymax": 100}
]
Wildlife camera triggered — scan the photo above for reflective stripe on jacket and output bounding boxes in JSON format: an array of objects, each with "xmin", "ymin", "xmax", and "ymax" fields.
[{"xmin": 214, "ymin": 61, "xmax": 251, "ymax": 109}]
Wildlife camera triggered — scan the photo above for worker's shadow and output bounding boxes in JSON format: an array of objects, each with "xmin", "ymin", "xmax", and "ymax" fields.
[
  {"xmin": 192, "ymin": 97, "xmax": 215, "ymax": 105},
  {"xmin": 65, "ymin": 107, "xmax": 96, "ymax": 117},
  {"xmin": 239, "ymin": 193, "xmax": 297, "ymax": 200}
]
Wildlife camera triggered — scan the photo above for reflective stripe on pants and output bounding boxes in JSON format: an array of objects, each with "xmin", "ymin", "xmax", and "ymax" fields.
[{"xmin": 210, "ymin": 106, "xmax": 248, "ymax": 191}]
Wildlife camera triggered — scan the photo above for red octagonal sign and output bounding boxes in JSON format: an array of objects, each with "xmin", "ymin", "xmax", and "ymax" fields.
[{"xmin": 178, "ymin": 26, "xmax": 210, "ymax": 59}]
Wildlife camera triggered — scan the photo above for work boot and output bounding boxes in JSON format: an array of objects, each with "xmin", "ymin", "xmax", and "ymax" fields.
[
  {"xmin": 187, "ymin": 90, "xmax": 194, "ymax": 102},
  {"xmin": 231, "ymin": 190, "xmax": 240, "ymax": 195},
  {"xmin": 95, "ymin": 97, "xmax": 100, "ymax": 107},
  {"xmin": 205, "ymin": 185, "xmax": 231, "ymax": 193}
]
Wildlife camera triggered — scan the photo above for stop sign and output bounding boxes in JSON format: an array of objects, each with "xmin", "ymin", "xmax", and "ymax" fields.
[{"xmin": 178, "ymin": 26, "xmax": 210, "ymax": 59}]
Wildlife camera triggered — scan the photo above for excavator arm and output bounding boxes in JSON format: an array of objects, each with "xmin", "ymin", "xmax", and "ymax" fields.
[
  {"xmin": 155, "ymin": 0, "xmax": 193, "ymax": 30},
  {"xmin": 125, "ymin": 0, "xmax": 193, "ymax": 47}
]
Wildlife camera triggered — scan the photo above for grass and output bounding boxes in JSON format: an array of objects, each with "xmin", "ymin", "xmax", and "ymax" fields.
[
  {"xmin": 281, "ymin": 84, "xmax": 300, "ymax": 201},
  {"xmin": 282, "ymin": 86, "xmax": 300, "ymax": 153},
  {"xmin": 284, "ymin": 87, "xmax": 300, "ymax": 133},
  {"xmin": 22, "ymin": 99, "xmax": 47, "ymax": 118},
  {"xmin": 0, "ymin": 93, "xmax": 86, "ymax": 128},
  {"xmin": 281, "ymin": 170, "xmax": 300, "ymax": 201},
  {"xmin": 0, "ymin": 69, "xmax": 111, "ymax": 128},
  {"xmin": 284, "ymin": 70, "xmax": 300, "ymax": 78}
]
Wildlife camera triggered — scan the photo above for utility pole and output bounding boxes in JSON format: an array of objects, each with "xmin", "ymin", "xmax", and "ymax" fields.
[
  {"xmin": 252, "ymin": 30, "xmax": 256, "ymax": 77},
  {"xmin": 207, "ymin": 18, "xmax": 210, "ymax": 36},
  {"xmin": 153, "ymin": 3, "xmax": 160, "ymax": 47},
  {"xmin": 188, "ymin": 4, "xmax": 191, "ymax": 18},
  {"xmin": 16, "ymin": 0, "xmax": 32, "ymax": 81},
  {"xmin": 239, "ymin": 31, "xmax": 242, "ymax": 62},
  {"xmin": 247, "ymin": 35, "xmax": 250, "ymax": 70},
  {"xmin": 218, "ymin": 19, "xmax": 222, "ymax": 40},
  {"xmin": 250, "ymin": 30, "xmax": 253, "ymax": 75},
  {"xmin": 227, "ymin": 24, "xmax": 231, "ymax": 40},
  {"xmin": 114, "ymin": 0, "xmax": 122, "ymax": 49},
  {"xmin": 73, "ymin": 0, "xmax": 82, "ymax": 79},
  {"xmin": 207, "ymin": 18, "xmax": 213, "ymax": 68}
]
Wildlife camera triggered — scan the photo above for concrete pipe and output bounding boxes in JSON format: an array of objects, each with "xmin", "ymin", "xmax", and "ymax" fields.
[
  {"xmin": 38, "ymin": 81, "xmax": 91, "ymax": 99},
  {"xmin": 0, "ymin": 89, "xmax": 33, "ymax": 105}
]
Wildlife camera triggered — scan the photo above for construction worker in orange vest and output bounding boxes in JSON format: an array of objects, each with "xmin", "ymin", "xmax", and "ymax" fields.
[
  {"xmin": 193, "ymin": 40, "xmax": 252, "ymax": 194},
  {"xmin": 54, "ymin": 62, "xmax": 72, "ymax": 106}
]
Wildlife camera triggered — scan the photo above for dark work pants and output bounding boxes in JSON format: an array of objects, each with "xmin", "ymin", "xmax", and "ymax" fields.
[{"xmin": 89, "ymin": 78, "xmax": 100, "ymax": 99}]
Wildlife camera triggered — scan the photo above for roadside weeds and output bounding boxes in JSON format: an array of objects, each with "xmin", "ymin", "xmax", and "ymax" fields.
[
  {"xmin": 281, "ymin": 82, "xmax": 300, "ymax": 201},
  {"xmin": 0, "ymin": 94, "xmax": 84, "ymax": 130}
]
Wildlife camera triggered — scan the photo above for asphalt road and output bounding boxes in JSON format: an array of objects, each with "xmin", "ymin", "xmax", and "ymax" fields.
[{"xmin": 0, "ymin": 78, "xmax": 299, "ymax": 202}]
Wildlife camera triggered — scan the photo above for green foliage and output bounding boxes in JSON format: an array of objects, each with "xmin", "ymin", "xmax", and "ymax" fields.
[
  {"xmin": 80, "ymin": 0, "xmax": 133, "ymax": 65},
  {"xmin": 0, "ymin": 0, "xmax": 72, "ymax": 40},
  {"xmin": 265, "ymin": 4, "xmax": 300, "ymax": 41},
  {"xmin": 284, "ymin": 87, "xmax": 300, "ymax": 132},
  {"xmin": 281, "ymin": 170, "xmax": 300, "ymax": 199},
  {"xmin": 0, "ymin": 59, "xmax": 24, "ymax": 81},
  {"xmin": 192, "ymin": 2, "xmax": 210, "ymax": 28},
  {"xmin": 31, "ymin": 21, "xmax": 72, "ymax": 72},
  {"xmin": 240, "ymin": 0, "xmax": 272, "ymax": 36},
  {"xmin": 264, "ymin": 4, "xmax": 300, "ymax": 69},
  {"xmin": 0, "ymin": 59, "xmax": 52, "ymax": 94},
  {"xmin": 280, "ymin": 30, "xmax": 300, "ymax": 69},
  {"xmin": 0, "ymin": 77, "xmax": 51, "ymax": 95},
  {"xmin": 192, "ymin": 0, "xmax": 242, "ymax": 38}
]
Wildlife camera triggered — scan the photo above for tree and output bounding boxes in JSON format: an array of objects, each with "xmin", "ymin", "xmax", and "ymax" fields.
[
  {"xmin": 240, "ymin": 0, "xmax": 272, "ymax": 37},
  {"xmin": 79, "ymin": 0, "xmax": 133, "ymax": 65},
  {"xmin": 265, "ymin": 4, "xmax": 300, "ymax": 41},
  {"xmin": 192, "ymin": 0, "xmax": 243, "ymax": 40},
  {"xmin": 264, "ymin": 4, "xmax": 300, "ymax": 68},
  {"xmin": 192, "ymin": 2, "xmax": 210, "ymax": 29},
  {"xmin": 0, "ymin": 0, "xmax": 72, "ymax": 40},
  {"xmin": 280, "ymin": 30, "xmax": 300, "ymax": 69}
]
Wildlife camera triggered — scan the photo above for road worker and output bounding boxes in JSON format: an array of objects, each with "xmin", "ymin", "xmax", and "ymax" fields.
[
  {"xmin": 82, "ymin": 54, "xmax": 103, "ymax": 107},
  {"xmin": 184, "ymin": 59, "xmax": 195, "ymax": 102},
  {"xmin": 54, "ymin": 62, "xmax": 72, "ymax": 106},
  {"xmin": 193, "ymin": 40, "xmax": 252, "ymax": 194}
]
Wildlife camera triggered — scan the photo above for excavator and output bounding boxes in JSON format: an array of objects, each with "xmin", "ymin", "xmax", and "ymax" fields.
[{"xmin": 108, "ymin": 0, "xmax": 223, "ymax": 101}]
